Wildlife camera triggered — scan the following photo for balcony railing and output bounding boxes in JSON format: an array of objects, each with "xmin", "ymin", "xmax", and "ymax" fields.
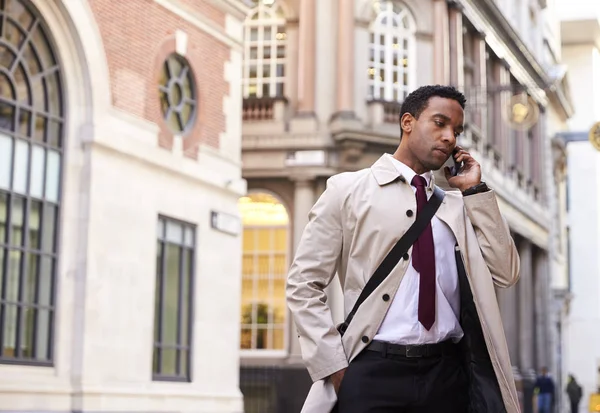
[
  {"xmin": 242, "ymin": 97, "xmax": 287, "ymax": 122},
  {"xmin": 367, "ymin": 100, "xmax": 402, "ymax": 126}
]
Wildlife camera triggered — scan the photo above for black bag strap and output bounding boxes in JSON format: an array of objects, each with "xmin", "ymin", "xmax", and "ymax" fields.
[{"xmin": 338, "ymin": 185, "xmax": 445, "ymax": 336}]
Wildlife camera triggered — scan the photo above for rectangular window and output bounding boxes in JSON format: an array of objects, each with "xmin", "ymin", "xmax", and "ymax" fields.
[{"xmin": 153, "ymin": 216, "xmax": 195, "ymax": 382}]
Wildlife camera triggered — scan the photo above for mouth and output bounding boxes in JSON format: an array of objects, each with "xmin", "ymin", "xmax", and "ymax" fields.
[{"xmin": 433, "ymin": 148, "xmax": 449, "ymax": 157}]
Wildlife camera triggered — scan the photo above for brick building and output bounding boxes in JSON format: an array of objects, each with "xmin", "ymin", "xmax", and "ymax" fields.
[
  {"xmin": 237, "ymin": 1, "xmax": 572, "ymax": 412},
  {"xmin": 0, "ymin": 0, "xmax": 247, "ymax": 412}
]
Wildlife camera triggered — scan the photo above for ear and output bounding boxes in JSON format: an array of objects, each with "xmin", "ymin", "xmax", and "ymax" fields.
[{"xmin": 400, "ymin": 113, "xmax": 413, "ymax": 136}]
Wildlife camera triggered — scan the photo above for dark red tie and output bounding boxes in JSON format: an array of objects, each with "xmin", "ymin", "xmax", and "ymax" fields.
[{"xmin": 411, "ymin": 175, "xmax": 436, "ymax": 330}]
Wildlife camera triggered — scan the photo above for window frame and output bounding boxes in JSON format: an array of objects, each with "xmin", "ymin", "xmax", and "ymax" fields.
[
  {"xmin": 0, "ymin": 0, "xmax": 65, "ymax": 367},
  {"xmin": 367, "ymin": 0, "xmax": 417, "ymax": 103},
  {"xmin": 153, "ymin": 215, "xmax": 196, "ymax": 382},
  {"xmin": 243, "ymin": 0, "xmax": 287, "ymax": 99},
  {"xmin": 239, "ymin": 191, "xmax": 290, "ymax": 358}
]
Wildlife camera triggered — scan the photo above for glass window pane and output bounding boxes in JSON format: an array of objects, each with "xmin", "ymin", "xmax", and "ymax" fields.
[
  {"xmin": 29, "ymin": 201, "xmax": 41, "ymax": 248},
  {"xmin": 31, "ymin": 25, "xmax": 56, "ymax": 67},
  {"xmin": 0, "ymin": 193, "xmax": 5, "ymax": 242},
  {"xmin": 45, "ymin": 150, "xmax": 60, "ymax": 203},
  {"xmin": 263, "ymin": 64, "xmax": 271, "ymax": 78},
  {"xmin": 181, "ymin": 249, "xmax": 191, "ymax": 345},
  {"xmin": 2, "ymin": 304, "xmax": 18, "ymax": 357},
  {"xmin": 162, "ymin": 244, "xmax": 180, "ymax": 345},
  {"xmin": 154, "ymin": 242, "xmax": 162, "ymax": 343},
  {"xmin": 0, "ymin": 248, "xmax": 4, "ymax": 299},
  {"xmin": 12, "ymin": 139, "xmax": 28, "ymax": 194},
  {"xmin": 41, "ymin": 204, "xmax": 57, "ymax": 252},
  {"xmin": 0, "ymin": 133, "xmax": 13, "ymax": 190},
  {"xmin": 165, "ymin": 221, "xmax": 183, "ymax": 244},
  {"xmin": 14, "ymin": 64, "xmax": 29, "ymax": 103},
  {"xmin": 184, "ymin": 227, "xmax": 194, "ymax": 247},
  {"xmin": 34, "ymin": 116, "xmax": 46, "ymax": 143},
  {"xmin": 47, "ymin": 120, "xmax": 61, "ymax": 148},
  {"xmin": 46, "ymin": 73, "xmax": 62, "ymax": 116},
  {"xmin": 179, "ymin": 350, "xmax": 189, "ymax": 378},
  {"xmin": 11, "ymin": 196, "xmax": 25, "ymax": 246},
  {"xmin": 276, "ymin": 46, "xmax": 285, "ymax": 58},
  {"xmin": 19, "ymin": 109, "xmax": 31, "ymax": 137},
  {"xmin": 23, "ymin": 253, "xmax": 38, "ymax": 303},
  {"xmin": 161, "ymin": 347, "xmax": 176, "ymax": 376},
  {"xmin": 38, "ymin": 256, "xmax": 53, "ymax": 306},
  {"xmin": 6, "ymin": 250, "xmax": 21, "ymax": 302},
  {"xmin": 30, "ymin": 145, "xmax": 45, "ymax": 198},
  {"xmin": 21, "ymin": 306, "xmax": 35, "ymax": 357},
  {"xmin": 35, "ymin": 309, "xmax": 50, "ymax": 361},
  {"xmin": 276, "ymin": 64, "xmax": 284, "ymax": 77}
]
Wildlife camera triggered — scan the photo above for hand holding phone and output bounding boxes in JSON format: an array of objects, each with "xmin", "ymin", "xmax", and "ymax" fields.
[{"xmin": 450, "ymin": 148, "xmax": 463, "ymax": 176}]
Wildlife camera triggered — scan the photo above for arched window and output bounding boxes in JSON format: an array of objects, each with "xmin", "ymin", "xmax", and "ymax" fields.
[
  {"xmin": 243, "ymin": 0, "xmax": 287, "ymax": 99},
  {"xmin": 0, "ymin": 0, "xmax": 64, "ymax": 364},
  {"xmin": 368, "ymin": 1, "xmax": 416, "ymax": 102},
  {"xmin": 238, "ymin": 192, "xmax": 289, "ymax": 352}
]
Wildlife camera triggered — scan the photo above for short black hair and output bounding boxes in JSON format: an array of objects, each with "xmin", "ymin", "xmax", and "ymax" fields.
[{"xmin": 399, "ymin": 85, "xmax": 467, "ymax": 137}]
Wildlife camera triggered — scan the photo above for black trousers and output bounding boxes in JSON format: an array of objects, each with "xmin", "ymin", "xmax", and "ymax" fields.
[{"xmin": 335, "ymin": 345, "xmax": 468, "ymax": 413}]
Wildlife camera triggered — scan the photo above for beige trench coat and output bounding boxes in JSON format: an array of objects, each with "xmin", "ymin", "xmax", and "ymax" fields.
[{"xmin": 286, "ymin": 154, "xmax": 522, "ymax": 413}]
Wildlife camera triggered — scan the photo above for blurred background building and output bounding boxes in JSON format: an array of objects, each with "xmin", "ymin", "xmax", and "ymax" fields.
[
  {"xmin": 238, "ymin": 0, "xmax": 572, "ymax": 412},
  {"xmin": 557, "ymin": 0, "xmax": 600, "ymax": 410},
  {"xmin": 2, "ymin": 0, "xmax": 596, "ymax": 413},
  {"xmin": 0, "ymin": 0, "xmax": 247, "ymax": 412}
]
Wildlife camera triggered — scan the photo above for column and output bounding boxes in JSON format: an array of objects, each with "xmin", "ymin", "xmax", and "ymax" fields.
[
  {"xmin": 533, "ymin": 249, "xmax": 549, "ymax": 370},
  {"xmin": 518, "ymin": 240, "xmax": 534, "ymax": 372},
  {"xmin": 335, "ymin": 0, "xmax": 354, "ymax": 117},
  {"xmin": 292, "ymin": 178, "xmax": 315, "ymax": 251},
  {"xmin": 497, "ymin": 283, "xmax": 520, "ymax": 363},
  {"xmin": 297, "ymin": 0, "xmax": 316, "ymax": 114},
  {"xmin": 518, "ymin": 240, "xmax": 536, "ymax": 413},
  {"xmin": 433, "ymin": 0, "xmax": 450, "ymax": 84},
  {"xmin": 289, "ymin": 177, "xmax": 316, "ymax": 359},
  {"xmin": 473, "ymin": 32, "xmax": 487, "ymax": 139},
  {"xmin": 447, "ymin": 2, "xmax": 463, "ymax": 87}
]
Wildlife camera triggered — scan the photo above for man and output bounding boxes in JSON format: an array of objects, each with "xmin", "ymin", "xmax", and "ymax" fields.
[
  {"xmin": 535, "ymin": 367, "xmax": 555, "ymax": 413},
  {"xmin": 566, "ymin": 374, "xmax": 583, "ymax": 413},
  {"xmin": 287, "ymin": 85, "xmax": 521, "ymax": 412}
]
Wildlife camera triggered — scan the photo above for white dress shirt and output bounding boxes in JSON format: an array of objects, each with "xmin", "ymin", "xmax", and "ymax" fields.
[{"xmin": 373, "ymin": 155, "xmax": 464, "ymax": 345}]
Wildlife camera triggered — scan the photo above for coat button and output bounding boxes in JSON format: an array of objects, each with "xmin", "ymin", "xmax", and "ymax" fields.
[
  {"xmin": 403, "ymin": 253, "xmax": 409, "ymax": 260},
  {"xmin": 361, "ymin": 336, "xmax": 369, "ymax": 343},
  {"xmin": 382, "ymin": 294, "xmax": 390, "ymax": 301},
  {"xmin": 406, "ymin": 210, "xmax": 413, "ymax": 217}
]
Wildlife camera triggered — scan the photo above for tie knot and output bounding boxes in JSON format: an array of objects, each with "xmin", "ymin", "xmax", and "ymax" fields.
[{"xmin": 411, "ymin": 175, "xmax": 427, "ymax": 188}]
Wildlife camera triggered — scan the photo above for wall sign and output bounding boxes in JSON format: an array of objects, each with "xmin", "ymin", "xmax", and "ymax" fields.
[{"xmin": 210, "ymin": 211, "xmax": 241, "ymax": 236}]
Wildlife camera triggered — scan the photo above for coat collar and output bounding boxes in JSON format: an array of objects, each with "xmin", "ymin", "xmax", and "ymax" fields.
[{"xmin": 371, "ymin": 154, "xmax": 436, "ymax": 192}]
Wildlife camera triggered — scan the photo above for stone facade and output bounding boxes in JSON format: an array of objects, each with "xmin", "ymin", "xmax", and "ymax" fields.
[
  {"xmin": 0, "ymin": 0, "xmax": 248, "ymax": 412},
  {"xmin": 237, "ymin": 1, "xmax": 572, "ymax": 412}
]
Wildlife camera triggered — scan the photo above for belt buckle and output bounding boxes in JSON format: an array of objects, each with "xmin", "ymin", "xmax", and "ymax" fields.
[{"xmin": 405, "ymin": 345, "xmax": 421, "ymax": 358}]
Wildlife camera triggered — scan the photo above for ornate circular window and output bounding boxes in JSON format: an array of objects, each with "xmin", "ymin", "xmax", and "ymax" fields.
[{"xmin": 158, "ymin": 53, "xmax": 196, "ymax": 135}]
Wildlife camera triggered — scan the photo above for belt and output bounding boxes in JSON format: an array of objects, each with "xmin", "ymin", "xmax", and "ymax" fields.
[{"xmin": 365, "ymin": 340, "xmax": 458, "ymax": 358}]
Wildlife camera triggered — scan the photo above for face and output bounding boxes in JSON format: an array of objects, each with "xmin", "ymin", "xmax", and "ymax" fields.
[{"xmin": 400, "ymin": 96, "xmax": 465, "ymax": 172}]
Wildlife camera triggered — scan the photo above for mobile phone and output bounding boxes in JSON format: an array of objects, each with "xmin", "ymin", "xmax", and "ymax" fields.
[{"xmin": 451, "ymin": 148, "xmax": 463, "ymax": 176}]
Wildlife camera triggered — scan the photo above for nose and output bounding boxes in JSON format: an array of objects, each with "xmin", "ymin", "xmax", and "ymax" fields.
[{"xmin": 442, "ymin": 129, "xmax": 456, "ymax": 145}]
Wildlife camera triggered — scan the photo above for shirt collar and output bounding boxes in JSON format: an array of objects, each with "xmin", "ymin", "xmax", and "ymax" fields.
[{"xmin": 386, "ymin": 154, "xmax": 433, "ymax": 186}]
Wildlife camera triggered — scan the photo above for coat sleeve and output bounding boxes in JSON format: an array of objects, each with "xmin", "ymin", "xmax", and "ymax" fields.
[
  {"xmin": 286, "ymin": 176, "xmax": 348, "ymax": 382},
  {"xmin": 463, "ymin": 189, "xmax": 520, "ymax": 288}
]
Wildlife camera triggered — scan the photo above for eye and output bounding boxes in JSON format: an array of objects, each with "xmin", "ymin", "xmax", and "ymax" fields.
[{"xmin": 434, "ymin": 121, "xmax": 444, "ymax": 127}]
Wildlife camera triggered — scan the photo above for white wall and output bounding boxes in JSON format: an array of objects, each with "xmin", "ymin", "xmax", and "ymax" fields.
[
  {"xmin": 563, "ymin": 45, "xmax": 600, "ymax": 131},
  {"xmin": 0, "ymin": 1, "xmax": 246, "ymax": 412},
  {"xmin": 566, "ymin": 141, "xmax": 600, "ymax": 409}
]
